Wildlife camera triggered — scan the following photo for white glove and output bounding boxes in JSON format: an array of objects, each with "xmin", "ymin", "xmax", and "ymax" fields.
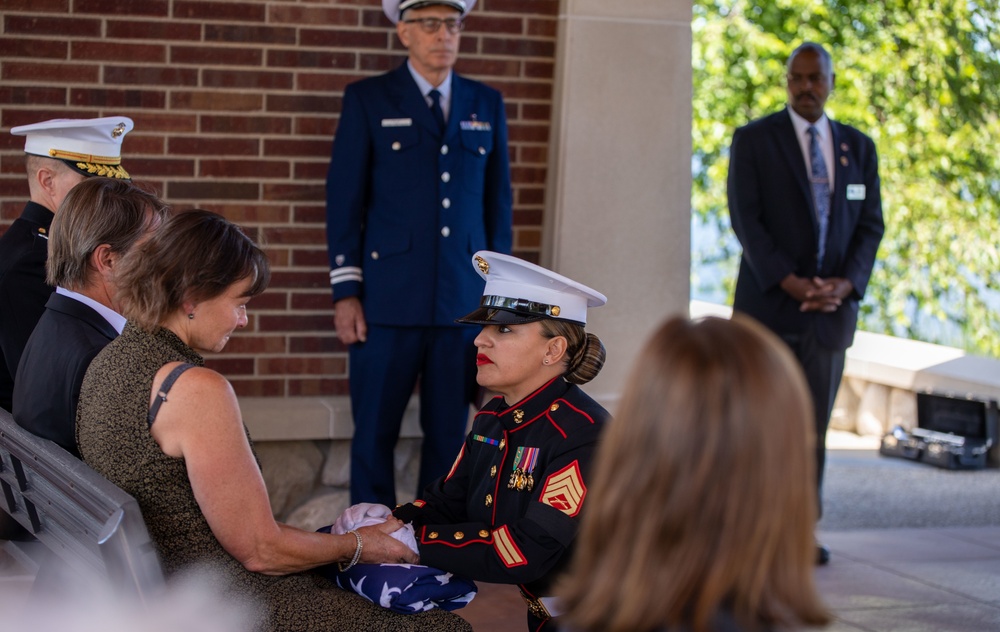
[{"xmin": 331, "ymin": 502, "xmax": 418, "ymax": 555}]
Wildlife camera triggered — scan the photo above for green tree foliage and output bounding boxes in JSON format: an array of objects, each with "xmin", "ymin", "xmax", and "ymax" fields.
[{"xmin": 692, "ymin": 0, "xmax": 1000, "ymax": 357}]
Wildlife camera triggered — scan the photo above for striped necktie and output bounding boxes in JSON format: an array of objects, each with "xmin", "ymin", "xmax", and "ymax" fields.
[{"xmin": 808, "ymin": 125, "xmax": 831, "ymax": 272}]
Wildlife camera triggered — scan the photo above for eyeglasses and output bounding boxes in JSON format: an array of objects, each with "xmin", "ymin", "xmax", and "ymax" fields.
[{"xmin": 403, "ymin": 17, "xmax": 464, "ymax": 34}]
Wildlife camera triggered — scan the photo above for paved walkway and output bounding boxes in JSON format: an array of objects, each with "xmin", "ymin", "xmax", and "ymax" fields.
[
  {"xmin": 815, "ymin": 526, "xmax": 1000, "ymax": 631},
  {"xmin": 812, "ymin": 440, "xmax": 1000, "ymax": 631}
]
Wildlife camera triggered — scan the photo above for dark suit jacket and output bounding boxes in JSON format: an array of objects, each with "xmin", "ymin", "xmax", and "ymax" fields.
[
  {"xmin": 13, "ymin": 292, "xmax": 118, "ymax": 457},
  {"xmin": 0, "ymin": 201, "xmax": 55, "ymax": 411},
  {"xmin": 325, "ymin": 62, "xmax": 513, "ymax": 327},
  {"xmin": 728, "ymin": 108, "xmax": 884, "ymax": 350}
]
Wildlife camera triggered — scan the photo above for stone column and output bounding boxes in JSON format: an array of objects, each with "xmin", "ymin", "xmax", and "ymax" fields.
[{"xmin": 543, "ymin": 0, "xmax": 693, "ymax": 411}]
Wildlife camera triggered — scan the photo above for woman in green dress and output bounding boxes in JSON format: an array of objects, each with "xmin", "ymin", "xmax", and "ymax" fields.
[{"xmin": 77, "ymin": 209, "xmax": 469, "ymax": 632}]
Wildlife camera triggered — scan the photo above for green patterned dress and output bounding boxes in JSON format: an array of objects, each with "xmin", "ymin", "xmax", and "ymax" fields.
[{"xmin": 77, "ymin": 324, "xmax": 470, "ymax": 632}]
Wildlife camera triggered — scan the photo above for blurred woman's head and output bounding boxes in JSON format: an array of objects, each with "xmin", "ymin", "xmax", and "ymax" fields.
[
  {"xmin": 559, "ymin": 314, "xmax": 830, "ymax": 632},
  {"xmin": 117, "ymin": 210, "xmax": 269, "ymax": 349}
]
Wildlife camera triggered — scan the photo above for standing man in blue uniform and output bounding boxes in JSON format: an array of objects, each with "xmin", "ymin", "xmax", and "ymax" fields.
[
  {"xmin": 325, "ymin": 0, "xmax": 513, "ymax": 506},
  {"xmin": 728, "ymin": 42, "xmax": 884, "ymax": 565}
]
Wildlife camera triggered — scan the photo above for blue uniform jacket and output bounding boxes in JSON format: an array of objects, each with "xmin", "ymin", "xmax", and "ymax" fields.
[
  {"xmin": 325, "ymin": 62, "xmax": 513, "ymax": 327},
  {"xmin": 394, "ymin": 377, "xmax": 610, "ymax": 597},
  {"xmin": 728, "ymin": 108, "xmax": 884, "ymax": 350}
]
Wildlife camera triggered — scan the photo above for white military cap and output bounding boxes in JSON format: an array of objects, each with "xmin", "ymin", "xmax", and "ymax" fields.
[
  {"xmin": 382, "ymin": 0, "xmax": 476, "ymax": 24},
  {"xmin": 457, "ymin": 251, "xmax": 607, "ymax": 327},
  {"xmin": 10, "ymin": 116, "xmax": 133, "ymax": 180}
]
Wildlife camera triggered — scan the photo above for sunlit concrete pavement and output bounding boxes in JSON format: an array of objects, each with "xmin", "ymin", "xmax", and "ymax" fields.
[
  {"xmin": 815, "ymin": 526, "xmax": 1000, "ymax": 631},
  {"xmin": 810, "ymin": 435, "xmax": 1000, "ymax": 631}
]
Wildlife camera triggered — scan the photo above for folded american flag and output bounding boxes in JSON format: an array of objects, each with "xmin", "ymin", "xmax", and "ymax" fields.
[
  {"xmin": 316, "ymin": 505, "xmax": 477, "ymax": 614},
  {"xmin": 314, "ymin": 559, "xmax": 477, "ymax": 613}
]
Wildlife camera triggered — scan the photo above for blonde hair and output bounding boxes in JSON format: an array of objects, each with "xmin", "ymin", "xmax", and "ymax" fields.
[
  {"xmin": 47, "ymin": 178, "xmax": 169, "ymax": 289},
  {"xmin": 558, "ymin": 315, "xmax": 830, "ymax": 632},
  {"xmin": 538, "ymin": 319, "xmax": 605, "ymax": 384}
]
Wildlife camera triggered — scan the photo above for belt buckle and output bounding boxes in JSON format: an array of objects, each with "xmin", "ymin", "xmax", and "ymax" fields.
[{"xmin": 518, "ymin": 587, "xmax": 551, "ymax": 620}]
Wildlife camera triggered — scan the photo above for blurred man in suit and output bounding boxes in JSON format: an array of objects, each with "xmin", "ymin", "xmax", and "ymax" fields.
[
  {"xmin": 14, "ymin": 178, "xmax": 168, "ymax": 456},
  {"xmin": 325, "ymin": 0, "xmax": 512, "ymax": 505},
  {"xmin": 727, "ymin": 42, "xmax": 884, "ymax": 565}
]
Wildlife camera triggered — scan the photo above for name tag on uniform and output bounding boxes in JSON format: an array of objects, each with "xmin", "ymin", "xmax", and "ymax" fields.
[
  {"xmin": 381, "ymin": 118, "xmax": 412, "ymax": 127},
  {"xmin": 846, "ymin": 184, "xmax": 866, "ymax": 200},
  {"xmin": 460, "ymin": 120, "xmax": 491, "ymax": 131}
]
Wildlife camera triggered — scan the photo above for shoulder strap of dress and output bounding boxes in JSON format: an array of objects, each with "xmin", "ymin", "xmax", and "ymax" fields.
[{"xmin": 148, "ymin": 362, "xmax": 197, "ymax": 427}]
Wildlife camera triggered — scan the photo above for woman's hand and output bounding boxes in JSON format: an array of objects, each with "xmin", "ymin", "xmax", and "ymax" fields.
[{"xmin": 356, "ymin": 519, "xmax": 419, "ymax": 565}]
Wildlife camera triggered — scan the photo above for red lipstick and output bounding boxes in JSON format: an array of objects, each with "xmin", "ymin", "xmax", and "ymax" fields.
[{"xmin": 476, "ymin": 354, "xmax": 493, "ymax": 366}]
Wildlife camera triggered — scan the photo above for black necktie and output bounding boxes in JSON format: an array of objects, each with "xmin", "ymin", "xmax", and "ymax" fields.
[{"xmin": 429, "ymin": 89, "xmax": 446, "ymax": 134}]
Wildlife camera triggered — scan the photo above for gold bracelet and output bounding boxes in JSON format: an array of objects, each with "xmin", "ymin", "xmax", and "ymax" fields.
[{"xmin": 338, "ymin": 530, "xmax": 363, "ymax": 572}]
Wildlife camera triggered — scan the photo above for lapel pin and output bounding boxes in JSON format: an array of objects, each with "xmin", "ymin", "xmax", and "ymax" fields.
[{"xmin": 840, "ymin": 156, "xmax": 848, "ymax": 166}]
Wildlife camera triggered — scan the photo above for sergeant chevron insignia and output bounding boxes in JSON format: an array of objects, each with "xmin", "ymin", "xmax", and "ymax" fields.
[{"xmin": 540, "ymin": 460, "xmax": 586, "ymax": 517}]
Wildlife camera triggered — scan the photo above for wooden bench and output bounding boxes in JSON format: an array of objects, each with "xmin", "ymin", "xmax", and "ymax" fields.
[{"xmin": 0, "ymin": 406, "xmax": 164, "ymax": 602}]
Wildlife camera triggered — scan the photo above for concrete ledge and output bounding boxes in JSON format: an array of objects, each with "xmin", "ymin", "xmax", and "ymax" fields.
[
  {"xmin": 689, "ymin": 301, "xmax": 1000, "ymax": 400},
  {"xmin": 847, "ymin": 333, "xmax": 967, "ymax": 394}
]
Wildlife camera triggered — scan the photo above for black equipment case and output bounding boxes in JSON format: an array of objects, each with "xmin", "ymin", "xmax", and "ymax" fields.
[{"xmin": 879, "ymin": 392, "xmax": 998, "ymax": 470}]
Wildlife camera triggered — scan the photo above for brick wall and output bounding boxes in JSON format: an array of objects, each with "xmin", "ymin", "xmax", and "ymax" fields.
[{"xmin": 0, "ymin": 0, "xmax": 558, "ymax": 397}]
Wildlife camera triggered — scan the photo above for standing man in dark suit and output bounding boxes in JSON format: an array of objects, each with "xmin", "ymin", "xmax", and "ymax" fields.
[
  {"xmin": 13, "ymin": 178, "xmax": 168, "ymax": 457},
  {"xmin": 0, "ymin": 116, "xmax": 134, "ymax": 414},
  {"xmin": 727, "ymin": 42, "xmax": 884, "ymax": 565},
  {"xmin": 325, "ymin": 0, "xmax": 513, "ymax": 505}
]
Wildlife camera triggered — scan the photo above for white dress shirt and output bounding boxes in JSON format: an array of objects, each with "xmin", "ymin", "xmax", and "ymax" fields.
[
  {"xmin": 55, "ymin": 286, "xmax": 126, "ymax": 334},
  {"xmin": 788, "ymin": 106, "xmax": 835, "ymax": 190},
  {"xmin": 407, "ymin": 61, "xmax": 453, "ymax": 123}
]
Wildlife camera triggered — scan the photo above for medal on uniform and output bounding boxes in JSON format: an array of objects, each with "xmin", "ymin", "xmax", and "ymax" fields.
[
  {"xmin": 508, "ymin": 447, "xmax": 539, "ymax": 492},
  {"xmin": 508, "ymin": 467, "xmax": 522, "ymax": 490}
]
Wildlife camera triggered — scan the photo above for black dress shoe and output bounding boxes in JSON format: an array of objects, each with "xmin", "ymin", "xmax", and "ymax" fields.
[{"xmin": 816, "ymin": 543, "xmax": 831, "ymax": 565}]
